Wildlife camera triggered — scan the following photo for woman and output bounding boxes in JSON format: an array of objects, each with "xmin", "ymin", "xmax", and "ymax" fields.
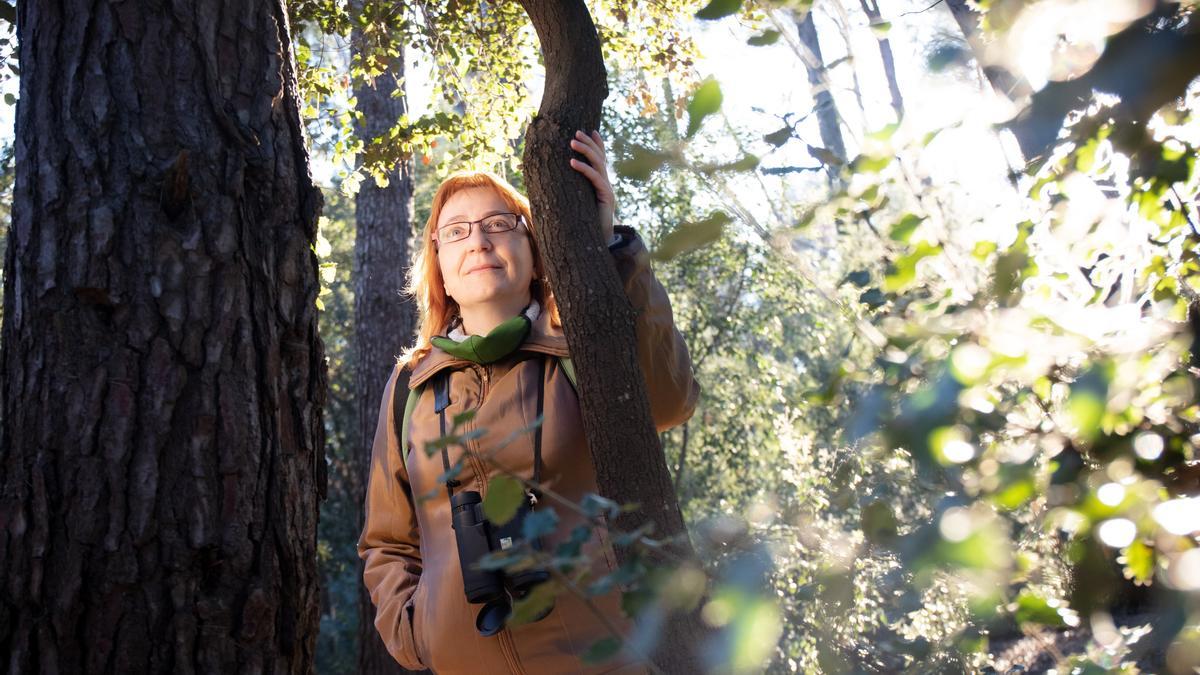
[{"xmin": 359, "ymin": 131, "xmax": 699, "ymax": 674}]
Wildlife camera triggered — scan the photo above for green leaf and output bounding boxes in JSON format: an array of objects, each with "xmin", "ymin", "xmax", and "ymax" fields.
[
  {"xmin": 686, "ymin": 79, "xmax": 723, "ymax": 138},
  {"xmin": 521, "ymin": 507, "xmax": 559, "ymax": 541},
  {"xmin": 1014, "ymin": 591, "xmax": 1067, "ymax": 627},
  {"xmin": 862, "ymin": 500, "xmax": 898, "ymax": 545},
  {"xmin": 652, "ymin": 211, "xmax": 731, "ymax": 261},
  {"xmin": 845, "ymin": 269, "xmax": 871, "ymax": 287},
  {"xmin": 764, "ymin": 125, "xmax": 792, "ymax": 147},
  {"xmin": 582, "ymin": 637, "xmax": 623, "ymax": 665},
  {"xmin": 1120, "ymin": 540, "xmax": 1154, "ymax": 585},
  {"xmin": 850, "ymin": 153, "xmax": 891, "ymax": 173},
  {"xmin": 859, "ymin": 288, "xmax": 886, "ymax": 308},
  {"xmin": 483, "ymin": 475, "xmax": 526, "ymax": 525},
  {"xmin": 747, "ymin": 29, "xmax": 781, "ymax": 46},
  {"xmin": 883, "ymin": 242, "xmax": 939, "ymax": 292},
  {"xmin": 992, "ymin": 478, "xmax": 1035, "ymax": 510},
  {"xmin": 889, "ymin": 213, "xmax": 924, "ymax": 242},
  {"xmin": 508, "ymin": 581, "xmax": 559, "ymax": 626},
  {"xmin": 869, "ymin": 21, "xmax": 892, "ymax": 35},
  {"xmin": 696, "ymin": 0, "xmax": 743, "ymax": 20},
  {"xmin": 615, "ymin": 146, "xmax": 671, "ymax": 181}
]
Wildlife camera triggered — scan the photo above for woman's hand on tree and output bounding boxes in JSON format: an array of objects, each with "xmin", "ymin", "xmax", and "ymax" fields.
[{"xmin": 569, "ymin": 129, "xmax": 616, "ymax": 244}]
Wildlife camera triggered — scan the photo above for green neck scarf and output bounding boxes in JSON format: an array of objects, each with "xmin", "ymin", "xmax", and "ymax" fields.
[{"xmin": 431, "ymin": 311, "xmax": 533, "ymax": 364}]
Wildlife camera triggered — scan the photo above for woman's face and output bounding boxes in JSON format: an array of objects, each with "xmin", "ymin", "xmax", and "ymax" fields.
[{"xmin": 435, "ymin": 187, "xmax": 535, "ymax": 314}]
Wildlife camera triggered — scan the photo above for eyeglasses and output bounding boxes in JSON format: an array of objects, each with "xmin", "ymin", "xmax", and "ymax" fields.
[{"xmin": 435, "ymin": 213, "xmax": 526, "ymax": 246}]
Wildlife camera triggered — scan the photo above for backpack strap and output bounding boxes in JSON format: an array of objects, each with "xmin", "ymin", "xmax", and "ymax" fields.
[
  {"xmin": 559, "ymin": 356, "xmax": 578, "ymax": 394},
  {"xmin": 397, "ymin": 379, "xmax": 423, "ymax": 459},
  {"xmin": 392, "ymin": 356, "xmax": 579, "ymax": 459}
]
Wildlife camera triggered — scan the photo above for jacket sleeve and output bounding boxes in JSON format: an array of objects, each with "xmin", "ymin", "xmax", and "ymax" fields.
[
  {"xmin": 357, "ymin": 365, "xmax": 426, "ymax": 670},
  {"xmin": 610, "ymin": 225, "xmax": 701, "ymax": 432}
]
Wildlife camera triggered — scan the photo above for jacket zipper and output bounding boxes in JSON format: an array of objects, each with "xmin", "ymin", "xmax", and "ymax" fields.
[
  {"xmin": 472, "ymin": 364, "xmax": 528, "ymax": 674},
  {"xmin": 465, "ymin": 363, "xmax": 492, "ymax": 492},
  {"xmin": 497, "ymin": 628, "xmax": 526, "ymax": 675}
]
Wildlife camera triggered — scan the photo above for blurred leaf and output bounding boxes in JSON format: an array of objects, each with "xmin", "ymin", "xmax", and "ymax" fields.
[
  {"xmin": 883, "ymin": 242, "xmax": 939, "ymax": 292},
  {"xmin": 859, "ymin": 288, "xmax": 887, "ymax": 308},
  {"xmin": 850, "ymin": 153, "xmax": 892, "ymax": 173},
  {"xmin": 747, "ymin": 29, "xmax": 782, "ymax": 46},
  {"xmin": 992, "ymin": 478, "xmax": 1035, "ymax": 510},
  {"xmin": 1014, "ymin": 590, "xmax": 1067, "ymax": 627},
  {"xmin": 1065, "ymin": 365, "xmax": 1111, "ymax": 443},
  {"xmin": 869, "ymin": 20, "xmax": 892, "ymax": 35},
  {"xmin": 522, "ymin": 507, "xmax": 559, "ymax": 541},
  {"xmin": 686, "ymin": 79, "xmax": 723, "ymax": 138},
  {"xmin": 1120, "ymin": 539, "xmax": 1154, "ymax": 585},
  {"xmin": 696, "ymin": 0, "xmax": 743, "ymax": 20},
  {"xmin": 862, "ymin": 500, "xmax": 898, "ymax": 545},
  {"xmin": 889, "ymin": 213, "xmax": 924, "ymax": 242},
  {"xmin": 809, "ymin": 144, "xmax": 845, "ymax": 167},
  {"xmin": 615, "ymin": 145, "xmax": 671, "ymax": 181},
  {"xmin": 582, "ymin": 637, "xmax": 622, "ymax": 664},
  {"xmin": 581, "ymin": 493, "xmax": 621, "ymax": 519},
  {"xmin": 845, "ymin": 269, "xmax": 871, "ymax": 287},
  {"xmin": 764, "ymin": 125, "xmax": 793, "ymax": 146},
  {"xmin": 652, "ymin": 211, "xmax": 731, "ymax": 261},
  {"xmin": 927, "ymin": 44, "xmax": 970, "ymax": 72},
  {"xmin": 483, "ymin": 476, "xmax": 525, "ymax": 525},
  {"xmin": 509, "ymin": 581, "xmax": 558, "ymax": 626}
]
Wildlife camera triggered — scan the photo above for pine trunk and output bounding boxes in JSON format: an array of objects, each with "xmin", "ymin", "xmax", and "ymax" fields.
[
  {"xmin": 0, "ymin": 1, "xmax": 327, "ymax": 673},
  {"xmin": 795, "ymin": 9, "xmax": 848, "ymax": 163},
  {"xmin": 516, "ymin": 1, "xmax": 703, "ymax": 671},
  {"xmin": 348, "ymin": 6, "xmax": 420, "ymax": 673}
]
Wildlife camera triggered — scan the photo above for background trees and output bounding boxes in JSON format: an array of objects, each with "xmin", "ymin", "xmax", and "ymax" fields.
[{"xmin": 0, "ymin": 0, "xmax": 1197, "ymax": 672}]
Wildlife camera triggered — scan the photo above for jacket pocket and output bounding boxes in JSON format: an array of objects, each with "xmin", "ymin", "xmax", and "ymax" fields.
[{"xmin": 409, "ymin": 579, "xmax": 430, "ymax": 668}]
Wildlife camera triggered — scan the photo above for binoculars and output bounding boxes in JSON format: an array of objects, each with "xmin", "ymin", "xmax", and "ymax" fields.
[{"xmin": 450, "ymin": 490, "xmax": 552, "ymax": 636}]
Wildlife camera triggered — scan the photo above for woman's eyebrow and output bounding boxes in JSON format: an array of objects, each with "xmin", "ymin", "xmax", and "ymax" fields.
[{"xmin": 440, "ymin": 209, "xmax": 508, "ymax": 224}]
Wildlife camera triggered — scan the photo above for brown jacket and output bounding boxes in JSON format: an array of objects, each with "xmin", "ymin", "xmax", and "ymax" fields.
[{"xmin": 359, "ymin": 229, "xmax": 700, "ymax": 674}]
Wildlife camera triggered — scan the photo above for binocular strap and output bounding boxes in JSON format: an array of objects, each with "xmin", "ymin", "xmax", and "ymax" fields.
[{"xmin": 433, "ymin": 357, "xmax": 547, "ymax": 501}]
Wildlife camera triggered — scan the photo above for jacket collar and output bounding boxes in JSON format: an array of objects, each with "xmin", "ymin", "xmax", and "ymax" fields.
[{"xmin": 408, "ymin": 307, "xmax": 569, "ymax": 389}]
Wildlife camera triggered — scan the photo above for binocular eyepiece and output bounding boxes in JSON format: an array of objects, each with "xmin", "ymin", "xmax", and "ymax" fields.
[{"xmin": 450, "ymin": 490, "xmax": 552, "ymax": 636}]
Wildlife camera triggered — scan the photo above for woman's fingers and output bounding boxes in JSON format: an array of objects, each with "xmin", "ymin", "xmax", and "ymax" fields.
[
  {"xmin": 570, "ymin": 131, "xmax": 607, "ymax": 174},
  {"xmin": 569, "ymin": 156, "xmax": 605, "ymax": 186}
]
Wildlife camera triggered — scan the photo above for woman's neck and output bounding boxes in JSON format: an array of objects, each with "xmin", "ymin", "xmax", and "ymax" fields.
[{"xmin": 458, "ymin": 293, "xmax": 532, "ymax": 336}]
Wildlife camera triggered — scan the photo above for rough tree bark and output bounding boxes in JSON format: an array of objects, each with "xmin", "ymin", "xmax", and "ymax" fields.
[
  {"xmin": 0, "ymin": 1, "xmax": 326, "ymax": 672},
  {"xmin": 795, "ymin": 8, "xmax": 848, "ymax": 167},
  {"xmin": 858, "ymin": 0, "xmax": 904, "ymax": 120},
  {"xmin": 348, "ymin": 4, "xmax": 420, "ymax": 673},
  {"xmin": 515, "ymin": 1, "xmax": 703, "ymax": 672}
]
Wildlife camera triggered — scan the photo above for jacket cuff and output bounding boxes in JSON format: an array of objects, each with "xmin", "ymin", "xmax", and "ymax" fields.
[{"xmin": 609, "ymin": 224, "xmax": 637, "ymax": 252}]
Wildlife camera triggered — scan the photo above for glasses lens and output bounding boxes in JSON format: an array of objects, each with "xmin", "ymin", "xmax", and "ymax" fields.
[
  {"xmin": 439, "ymin": 222, "xmax": 470, "ymax": 244},
  {"xmin": 481, "ymin": 214, "xmax": 518, "ymax": 233}
]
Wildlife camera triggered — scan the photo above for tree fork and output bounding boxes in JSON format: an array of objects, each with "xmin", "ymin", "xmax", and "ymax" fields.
[{"xmin": 516, "ymin": 1, "xmax": 704, "ymax": 671}]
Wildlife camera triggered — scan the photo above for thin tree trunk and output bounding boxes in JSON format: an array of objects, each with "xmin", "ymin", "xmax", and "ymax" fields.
[
  {"xmin": 795, "ymin": 9, "xmax": 848, "ymax": 167},
  {"xmin": 945, "ymin": 0, "xmax": 1034, "ymax": 103},
  {"xmin": 858, "ymin": 0, "xmax": 905, "ymax": 120},
  {"xmin": 516, "ymin": 1, "xmax": 703, "ymax": 671},
  {"xmin": 0, "ymin": 1, "xmax": 326, "ymax": 673},
  {"xmin": 349, "ymin": 3, "xmax": 420, "ymax": 673}
]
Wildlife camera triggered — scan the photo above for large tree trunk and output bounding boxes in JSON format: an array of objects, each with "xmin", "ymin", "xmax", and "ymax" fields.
[
  {"xmin": 795, "ymin": 8, "xmax": 848, "ymax": 168},
  {"xmin": 516, "ymin": 1, "xmax": 703, "ymax": 672},
  {"xmin": 0, "ymin": 2, "xmax": 326, "ymax": 672},
  {"xmin": 348, "ymin": 4, "xmax": 420, "ymax": 673}
]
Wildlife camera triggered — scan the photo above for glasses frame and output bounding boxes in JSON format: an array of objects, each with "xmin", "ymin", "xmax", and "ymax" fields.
[{"xmin": 434, "ymin": 212, "xmax": 527, "ymax": 249}]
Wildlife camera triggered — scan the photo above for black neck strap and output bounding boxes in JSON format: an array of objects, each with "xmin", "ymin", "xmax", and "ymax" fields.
[{"xmin": 433, "ymin": 357, "xmax": 546, "ymax": 500}]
